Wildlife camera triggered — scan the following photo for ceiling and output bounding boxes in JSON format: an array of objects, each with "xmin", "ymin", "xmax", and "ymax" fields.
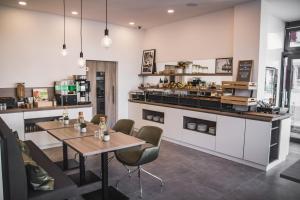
[
  {"xmin": 0, "ymin": 0, "xmax": 251, "ymax": 29},
  {"xmin": 267, "ymin": 0, "xmax": 300, "ymax": 22}
]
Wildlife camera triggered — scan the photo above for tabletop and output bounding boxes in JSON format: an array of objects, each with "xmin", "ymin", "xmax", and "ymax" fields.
[
  {"xmin": 47, "ymin": 124, "xmax": 99, "ymax": 141},
  {"xmin": 36, "ymin": 119, "xmax": 82, "ymax": 130},
  {"xmin": 64, "ymin": 132, "xmax": 145, "ymax": 156}
]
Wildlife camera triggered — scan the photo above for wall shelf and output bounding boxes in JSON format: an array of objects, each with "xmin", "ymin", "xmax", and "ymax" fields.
[
  {"xmin": 138, "ymin": 73, "xmax": 232, "ymax": 77},
  {"xmin": 138, "ymin": 86, "xmax": 223, "ymax": 93}
]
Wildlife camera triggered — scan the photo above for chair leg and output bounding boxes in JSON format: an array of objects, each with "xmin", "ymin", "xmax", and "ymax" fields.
[
  {"xmin": 141, "ymin": 167, "xmax": 164, "ymax": 187},
  {"xmin": 116, "ymin": 167, "xmax": 139, "ymax": 189},
  {"xmin": 138, "ymin": 166, "xmax": 143, "ymax": 198}
]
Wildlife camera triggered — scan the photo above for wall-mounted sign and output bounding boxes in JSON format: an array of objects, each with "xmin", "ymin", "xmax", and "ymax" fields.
[
  {"xmin": 237, "ymin": 60, "xmax": 253, "ymax": 82},
  {"xmin": 215, "ymin": 57, "xmax": 233, "ymax": 74},
  {"xmin": 141, "ymin": 49, "xmax": 156, "ymax": 74}
]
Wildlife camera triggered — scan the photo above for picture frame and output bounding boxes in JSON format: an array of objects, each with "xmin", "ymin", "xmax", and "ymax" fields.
[
  {"xmin": 141, "ymin": 49, "xmax": 156, "ymax": 74},
  {"xmin": 236, "ymin": 60, "xmax": 253, "ymax": 82},
  {"xmin": 215, "ymin": 57, "xmax": 233, "ymax": 74}
]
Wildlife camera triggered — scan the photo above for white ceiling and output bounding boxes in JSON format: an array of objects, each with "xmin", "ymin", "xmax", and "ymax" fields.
[
  {"xmin": 0, "ymin": 0, "xmax": 251, "ymax": 29},
  {"xmin": 267, "ymin": 0, "xmax": 300, "ymax": 22}
]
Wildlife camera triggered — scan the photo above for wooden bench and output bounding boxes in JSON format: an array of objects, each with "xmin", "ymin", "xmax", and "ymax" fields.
[{"xmin": 0, "ymin": 117, "xmax": 77, "ymax": 200}]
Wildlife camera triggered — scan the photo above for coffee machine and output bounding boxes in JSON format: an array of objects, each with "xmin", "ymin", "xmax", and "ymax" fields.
[
  {"xmin": 55, "ymin": 80, "xmax": 78, "ymax": 106},
  {"xmin": 73, "ymin": 75, "xmax": 91, "ymax": 105}
]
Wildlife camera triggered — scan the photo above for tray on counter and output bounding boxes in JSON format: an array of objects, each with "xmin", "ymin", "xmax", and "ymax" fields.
[
  {"xmin": 222, "ymin": 81, "xmax": 257, "ymax": 90},
  {"xmin": 221, "ymin": 96, "xmax": 257, "ymax": 106}
]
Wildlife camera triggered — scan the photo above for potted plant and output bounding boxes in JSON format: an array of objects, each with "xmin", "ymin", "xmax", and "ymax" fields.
[{"xmin": 80, "ymin": 123, "xmax": 87, "ymax": 133}]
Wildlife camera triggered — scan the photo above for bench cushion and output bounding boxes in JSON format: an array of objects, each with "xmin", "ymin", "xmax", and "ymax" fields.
[{"xmin": 25, "ymin": 141, "xmax": 77, "ymax": 200}]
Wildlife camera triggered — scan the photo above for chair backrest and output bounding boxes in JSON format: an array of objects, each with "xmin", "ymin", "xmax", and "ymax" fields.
[
  {"xmin": 112, "ymin": 119, "xmax": 135, "ymax": 135},
  {"xmin": 0, "ymin": 117, "xmax": 28, "ymax": 200},
  {"xmin": 137, "ymin": 126, "xmax": 163, "ymax": 147},
  {"xmin": 90, "ymin": 114, "xmax": 107, "ymax": 125}
]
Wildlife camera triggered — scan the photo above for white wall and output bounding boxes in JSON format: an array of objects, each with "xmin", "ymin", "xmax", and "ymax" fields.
[
  {"xmin": 0, "ymin": 6, "xmax": 144, "ymax": 118},
  {"xmin": 257, "ymin": 0, "xmax": 285, "ymax": 103},
  {"xmin": 143, "ymin": 8, "xmax": 234, "ymax": 62},
  {"xmin": 233, "ymin": 0, "xmax": 261, "ymax": 83}
]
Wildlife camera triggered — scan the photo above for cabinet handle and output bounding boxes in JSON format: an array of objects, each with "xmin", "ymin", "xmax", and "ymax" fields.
[{"xmin": 112, "ymin": 86, "xmax": 115, "ymax": 104}]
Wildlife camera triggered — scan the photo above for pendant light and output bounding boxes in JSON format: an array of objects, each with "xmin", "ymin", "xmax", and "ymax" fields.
[
  {"xmin": 78, "ymin": 0, "xmax": 85, "ymax": 68},
  {"xmin": 61, "ymin": 0, "xmax": 67, "ymax": 56},
  {"xmin": 101, "ymin": 0, "xmax": 112, "ymax": 48}
]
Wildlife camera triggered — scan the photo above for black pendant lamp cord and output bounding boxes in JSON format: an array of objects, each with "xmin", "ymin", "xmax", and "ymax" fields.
[
  {"xmin": 105, "ymin": 0, "xmax": 108, "ymax": 29},
  {"xmin": 61, "ymin": 0, "xmax": 66, "ymax": 49},
  {"xmin": 104, "ymin": 0, "xmax": 109, "ymax": 35},
  {"xmin": 80, "ymin": 0, "xmax": 83, "ymax": 54},
  {"xmin": 63, "ymin": 0, "xmax": 66, "ymax": 46}
]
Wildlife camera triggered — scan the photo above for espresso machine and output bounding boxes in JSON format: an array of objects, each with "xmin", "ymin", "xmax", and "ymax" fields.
[
  {"xmin": 73, "ymin": 75, "xmax": 91, "ymax": 105},
  {"xmin": 55, "ymin": 80, "xmax": 78, "ymax": 106}
]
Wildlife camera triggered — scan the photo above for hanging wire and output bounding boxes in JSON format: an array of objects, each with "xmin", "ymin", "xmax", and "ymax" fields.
[
  {"xmin": 105, "ymin": 0, "xmax": 108, "ymax": 30},
  {"xmin": 80, "ymin": 0, "xmax": 83, "ymax": 53},
  {"xmin": 63, "ymin": 0, "xmax": 66, "ymax": 45}
]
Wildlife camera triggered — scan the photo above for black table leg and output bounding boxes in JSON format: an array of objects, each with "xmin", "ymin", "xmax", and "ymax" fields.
[
  {"xmin": 101, "ymin": 152, "xmax": 109, "ymax": 200},
  {"xmin": 79, "ymin": 154, "xmax": 86, "ymax": 186},
  {"xmin": 81, "ymin": 152, "xmax": 129, "ymax": 200},
  {"xmin": 63, "ymin": 142, "xmax": 68, "ymax": 170}
]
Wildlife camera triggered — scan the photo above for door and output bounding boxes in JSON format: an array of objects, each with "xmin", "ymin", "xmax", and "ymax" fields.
[
  {"xmin": 87, "ymin": 60, "xmax": 117, "ymax": 127},
  {"xmin": 280, "ymin": 54, "xmax": 300, "ymax": 136}
]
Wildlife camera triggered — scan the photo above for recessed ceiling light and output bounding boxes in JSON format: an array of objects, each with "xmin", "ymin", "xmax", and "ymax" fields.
[
  {"xmin": 129, "ymin": 22, "xmax": 135, "ymax": 26},
  {"xmin": 18, "ymin": 1, "xmax": 27, "ymax": 6},
  {"xmin": 71, "ymin": 11, "xmax": 78, "ymax": 15},
  {"xmin": 167, "ymin": 9, "xmax": 175, "ymax": 14}
]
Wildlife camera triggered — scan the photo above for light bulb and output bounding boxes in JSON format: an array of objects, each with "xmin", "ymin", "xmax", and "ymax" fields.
[
  {"xmin": 61, "ymin": 44, "xmax": 68, "ymax": 56},
  {"xmin": 101, "ymin": 35, "xmax": 112, "ymax": 48},
  {"xmin": 78, "ymin": 52, "xmax": 85, "ymax": 68},
  {"xmin": 101, "ymin": 29, "xmax": 112, "ymax": 48}
]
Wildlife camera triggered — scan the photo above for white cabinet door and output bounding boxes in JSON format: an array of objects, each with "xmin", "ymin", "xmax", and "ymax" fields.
[
  {"xmin": 128, "ymin": 102, "xmax": 142, "ymax": 130},
  {"xmin": 244, "ymin": 119, "xmax": 271, "ymax": 165},
  {"xmin": 24, "ymin": 109, "xmax": 63, "ymax": 119},
  {"xmin": 216, "ymin": 116, "xmax": 245, "ymax": 158},
  {"xmin": 0, "ymin": 113, "xmax": 25, "ymax": 140}
]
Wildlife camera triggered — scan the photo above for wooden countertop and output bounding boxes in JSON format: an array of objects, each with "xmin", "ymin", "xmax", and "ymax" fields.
[
  {"xmin": 0, "ymin": 104, "xmax": 92, "ymax": 114},
  {"xmin": 64, "ymin": 132, "xmax": 145, "ymax": 156},
  {"xmin": 129, "ymin": 100, "xmax": 291, "ymax": 122}
]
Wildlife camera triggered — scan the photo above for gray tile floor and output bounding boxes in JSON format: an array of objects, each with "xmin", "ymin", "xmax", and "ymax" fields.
[{"xmin": 44, "ymin": 141, "xmax": 300, "ymax": 200}]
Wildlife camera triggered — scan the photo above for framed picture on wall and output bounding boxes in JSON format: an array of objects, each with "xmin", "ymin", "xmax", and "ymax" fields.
[
  {"xmin": 215, "ymin": 57, "xmax": 233, "ymax": 74},
  {"xmin": 236, "ymin": 60, "xmax": 253, "ymax": 82},
  {"xmin": 141, "ymin": 49, "xmax": 156, "ymax": 74}
]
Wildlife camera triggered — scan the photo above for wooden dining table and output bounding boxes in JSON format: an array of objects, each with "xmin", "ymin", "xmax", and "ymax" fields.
[
  {"xmin": 37, "ymin": 120, "xmax": 99, "ymax": 171},
  {"xmin": 64, "ymin": 132, "xmax": 145, "ymax": 200}
]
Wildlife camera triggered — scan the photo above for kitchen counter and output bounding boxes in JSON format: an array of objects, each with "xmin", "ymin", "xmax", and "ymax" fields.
[
  {"xmin": 0, "ymin": 104, "xmax": 92, "ymax": 114},
  {"xmin": 128, "ymin": 100, "xmax": 291, "ymax": 171},
  {"xmin": 129, "ymin": 100, "xmax": 290, "ymax": 122}
]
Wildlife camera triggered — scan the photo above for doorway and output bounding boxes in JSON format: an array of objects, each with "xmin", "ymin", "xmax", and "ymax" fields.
[
  {"xmin": 86, "ymin": 60, "xmax": 117, "ymax": 127},
  {"xmin": 280, "ymin": 21, "xmax": 300, "ymax": 142},
  {"xmin": 281, "ymin": 54, "xmax": 300, "ymax": 141}
]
